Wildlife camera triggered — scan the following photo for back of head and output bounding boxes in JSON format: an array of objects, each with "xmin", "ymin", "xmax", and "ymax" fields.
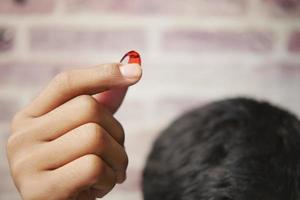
[{"xmin": 143, "ymin": 98, "xmax": 300, "ymax": 200}]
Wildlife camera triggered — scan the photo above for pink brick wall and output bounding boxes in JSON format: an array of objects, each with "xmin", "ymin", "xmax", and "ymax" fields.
[
  {"xmin": 0, "ymin": 0, "xmax": 54, "ymax": 14},
  {"xmin": 0, "ymin": 0, "xmax": 300, "ymax": 199},
  {"xmin": 289, "ymin": 31, "xmax": 300, "ymax": 52}
]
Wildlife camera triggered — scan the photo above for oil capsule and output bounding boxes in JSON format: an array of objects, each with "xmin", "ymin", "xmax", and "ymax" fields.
[{"xmin": 120, "ymin": 50, "xmax": 141, "ymax": 65}]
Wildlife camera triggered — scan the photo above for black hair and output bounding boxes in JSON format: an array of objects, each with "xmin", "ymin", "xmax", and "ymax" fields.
[{"xmin": 143, "ymin": 97, "xmax": 300, "ymax": 200}]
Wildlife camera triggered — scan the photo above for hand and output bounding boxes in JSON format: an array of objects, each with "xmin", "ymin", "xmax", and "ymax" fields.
[{"xmin": 6, "ymin": 63, "xmax": 142, "ymax": 200}]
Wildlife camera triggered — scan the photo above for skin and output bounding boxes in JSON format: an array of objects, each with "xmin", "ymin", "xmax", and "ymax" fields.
[{"xmin": 6, "ymin": 63, "xmax": 142, "ymax": 200}]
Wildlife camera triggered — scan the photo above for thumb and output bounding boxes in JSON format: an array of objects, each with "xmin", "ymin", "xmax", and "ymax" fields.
[
  {"xmin": 94, "ymin": 63, "xmax": 142, "ymax": 114},
  {"xmin": 94, "ymin": 51, "xmax": 142, "ymax": 114}
]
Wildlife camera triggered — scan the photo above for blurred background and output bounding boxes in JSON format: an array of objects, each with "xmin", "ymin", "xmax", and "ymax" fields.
[{"xmin": 0, "ymin": 0, "xmax": 299, "ymax": 199}]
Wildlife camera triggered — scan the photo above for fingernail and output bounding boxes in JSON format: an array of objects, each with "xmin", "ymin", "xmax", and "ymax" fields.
[{"xmin": 120, "ymin": 64, "xmax": 140, "ymax": 79}]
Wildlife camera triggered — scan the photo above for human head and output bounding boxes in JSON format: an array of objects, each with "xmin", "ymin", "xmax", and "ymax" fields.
[{"xmin": 143, "ymin": 98, "xmax": 300, "ymax": 200}]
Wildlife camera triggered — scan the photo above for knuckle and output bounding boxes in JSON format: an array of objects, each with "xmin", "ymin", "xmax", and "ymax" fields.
[
  {"xmin": 6, "ymin": 135, "xmax": 39, "ymax": 180},
  {"xmin": 6, "ymin": 135, "xmax": 16, "ymax": 153},
  {"xmin": 78, "ymin": 95, "xmax": 99, "ymax": 118},
  {"xmin": 85, "ymin": 122, "xmax": 100, "ymax": 133},
  {"xmin": 101, "ymin": 63, "xmax": 120, "ymax": 80},
  {"xmin": 11, "ymin": 151, "xmax": 33, "ymax": 175},
  {"xmin": 93, "ymin": 106, "xmax": 124, "ymax": 145},
  {"xmin": 54, "ymin": 71, "xmax": 70, "ymax": 83},
  {"xmin": 53, "ymin": 71, "xmax": 73, "ymax": 92},
  {"xmin": 11, "ymin": 111, "xmax": 23, "ymax": 131},
  {"xmin": 85, "ymin": 123, "xmax": 106, "ymax": 152},
  {"xmin": 84, "ymin": 154, "xmax": 105, "ymax": 182},
  {"xmin": 6, "ymin": 132, "xmax": 24, "ymax": 155},
  {"xmin": 11, "ymin": 110, "xmax": 31, "ymax": 133}
]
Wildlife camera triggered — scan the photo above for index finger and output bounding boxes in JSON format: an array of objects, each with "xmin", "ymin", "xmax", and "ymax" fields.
[{"xmin": 23, "ymin": 63, "xmax": 142, "ymax": 117}]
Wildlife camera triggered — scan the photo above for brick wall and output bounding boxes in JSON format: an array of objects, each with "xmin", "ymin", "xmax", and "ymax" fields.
[{"xmin": 0, "ymin": 0, "xmax": 300, "ymax": 199}]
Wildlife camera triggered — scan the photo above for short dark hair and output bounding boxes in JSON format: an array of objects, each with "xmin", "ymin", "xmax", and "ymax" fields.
[{"xmin": 143, "ymin": 98, "xmax": 300, "ymax": 200}]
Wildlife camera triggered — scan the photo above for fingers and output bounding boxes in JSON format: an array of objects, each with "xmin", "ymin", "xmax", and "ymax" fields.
[
  {"xmin": 50, "ymin": 154, "xmax": 116, "ymax": 199},
  {"xmin": 10, "ymin": 154, "xmax": 116, "ymax": 200},
  {"xmin": 37, "ymin": 123, "xmax": 128, "ymax": 182},
  {"xmin": 32, "ymin": 95, "xmax": 124, "ymax": 143},
  {"xmin": 7, "ymin": 60, "xmax": 141, "ymax": 200},
  {"xmin": 24, "ymin": 63, "xmax": 142, "ymax": 117}
]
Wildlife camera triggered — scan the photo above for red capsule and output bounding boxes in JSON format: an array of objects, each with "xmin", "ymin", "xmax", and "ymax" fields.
[{"xmin": 120, "ymin": 50, "xmax": 141, "ymax": 65}]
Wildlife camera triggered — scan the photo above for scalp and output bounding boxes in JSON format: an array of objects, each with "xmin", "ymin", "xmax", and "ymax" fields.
[{"xmin": 143, "ymin": 97, "xmax": 300, "ymax": 200}]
